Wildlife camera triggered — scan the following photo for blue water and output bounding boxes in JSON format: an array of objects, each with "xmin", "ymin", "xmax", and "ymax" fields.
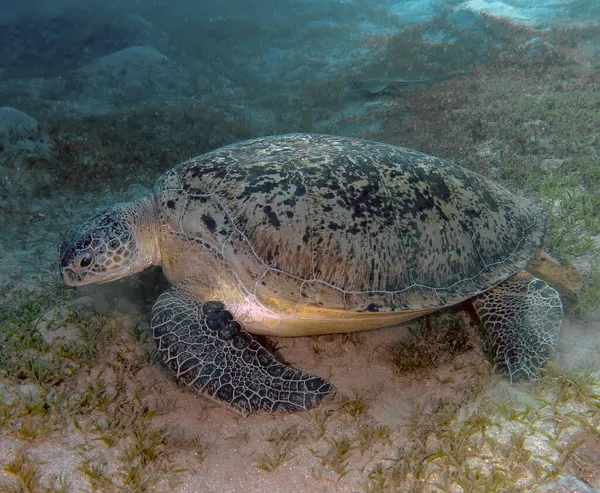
[{"xmin": 0, "ymin": 1, "xmax": 599, "ymax": 492}]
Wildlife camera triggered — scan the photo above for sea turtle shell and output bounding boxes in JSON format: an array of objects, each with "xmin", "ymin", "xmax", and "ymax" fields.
[{"xmin": 153, "ymin": 133, "xmax": 544, "ymax": 326}]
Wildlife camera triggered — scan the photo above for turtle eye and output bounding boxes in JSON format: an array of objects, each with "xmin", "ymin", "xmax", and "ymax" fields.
[{"xmin": 79, "ymin": 251, "xmax": 94, "ymax": 268}]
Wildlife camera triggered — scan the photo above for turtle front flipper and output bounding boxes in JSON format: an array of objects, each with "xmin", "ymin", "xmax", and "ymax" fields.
[
  {"xmin": 150, "ymin": 286, "xmax": 333, "ymax": 414},
  {"xmin": 473, "ymin": 271, "xmax": 563, "ymax": 382}
]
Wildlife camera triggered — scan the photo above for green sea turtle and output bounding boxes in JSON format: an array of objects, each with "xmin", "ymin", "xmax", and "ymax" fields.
[{"xmin": 59, "ymin": 133, "xmax": 571, "ymax": 414}]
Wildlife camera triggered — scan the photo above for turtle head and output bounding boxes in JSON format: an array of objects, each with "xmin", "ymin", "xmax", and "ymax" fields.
[{"xmin": 59, "ymin": 197, "xmax": 160, "ymax": 286}]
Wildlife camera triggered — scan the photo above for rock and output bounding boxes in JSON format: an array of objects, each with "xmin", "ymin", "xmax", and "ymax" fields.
[
  {"xmin": 390, "ymin": 0, "xmax": 438, "ymax": 26},
  {"xmin": 0, "ymin": 106, "xmax": 42, "ymax": 153},
  {"xmin": 532, "ymin": 475, "xmax": 598, "ymax": 493},
  {"xmin": 93, "ymin": 45, "xmax": 169, "ymax": 70},
  {"xmin": 70, "ymin": 46, "xmax": 192, "ymax": 113},
  {"xmin": 542, "ymin": 158, "xmax": 565, "ymax": 171}
]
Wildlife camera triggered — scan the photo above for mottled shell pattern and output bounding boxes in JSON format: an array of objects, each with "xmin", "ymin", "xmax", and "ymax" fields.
[{"xmin": 153, "ymin": 134, "xmax": 545, "ymax": 314}]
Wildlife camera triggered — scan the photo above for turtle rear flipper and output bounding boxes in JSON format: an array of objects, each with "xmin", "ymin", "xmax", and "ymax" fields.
[
  {"xmin": 151, "ymin": 286, "xmax": 333, "ymax": 414},
  {"xmin": 473, "ymin": 272, "xmax": 563, "ymax": 382}
]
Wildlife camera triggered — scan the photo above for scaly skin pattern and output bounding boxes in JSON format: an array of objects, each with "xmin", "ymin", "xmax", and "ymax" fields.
[
  {"xmin": 151, "ymin": 284, "xmax": 332, "ymax": 414},
  {"xmin": 474, "ymin": 271, "xmax": 563, "ymax": 382},
  {"xmin": 59, "ymin": 196, "xmax": 158, "ymax": 286}
]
